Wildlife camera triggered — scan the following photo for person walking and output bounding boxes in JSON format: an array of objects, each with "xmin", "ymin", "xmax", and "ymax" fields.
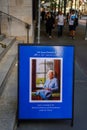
[
  {"xmin": 45, "ymin": 12, "xmax": 55, "ymax": 38},
  {"xmin": 41, "ymin": 8, "xmax": 45, "ymax": 23},
  {"xmin": 56, "ymin": 11, "xmax": 66, "ymax": 37},
  {"xmin": 68, "ymin": 10, "xmax": 77, "ymax": 39}
]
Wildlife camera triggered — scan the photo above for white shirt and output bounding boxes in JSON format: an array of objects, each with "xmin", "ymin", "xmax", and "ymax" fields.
[
  {"xmin": 69, "ymin": 14, "xmax": 76, "ymax": 25},
  {"xmin": 56, "ymin": 14, "xmax": 65, "ymax": 25}
]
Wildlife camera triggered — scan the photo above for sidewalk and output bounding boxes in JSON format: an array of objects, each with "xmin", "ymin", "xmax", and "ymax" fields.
[
  {"xmin": 16, "ymin": 22, "xmax": 87, "ymax": 129},
  {"xmin": 38, "ymin": 21, "xmax": 87, "ymax": 45},
  {"xmin": 37, "ymin": 21, "xmax": 87, "ymax": 75}
]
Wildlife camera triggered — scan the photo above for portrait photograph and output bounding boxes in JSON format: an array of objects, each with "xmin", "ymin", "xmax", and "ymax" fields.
[{"xmin": 29, "ymin": 58, "xmax": 63, "ymax": 102}]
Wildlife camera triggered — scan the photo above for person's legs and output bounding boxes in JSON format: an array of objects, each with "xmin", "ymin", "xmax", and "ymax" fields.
[
  {"xmin": 72, "ymin": 25, "xmax": 76, "ymax": 39},
  {"xmin": 36, "ymin": 90, "xmax": 52, "ymax": 100},
  {"xmin": 60, "ymin": 25, "xmax": 63, "ymax": 36},
  {"xmin": 46, "ymin": 23, "xmax": 49, "ymax": 34},
  {"xmin": 69, "ymin": 25, "xmax": 73, "ymax": 36},
  {"xmin": 58, "ymin": 25, "xmax": 61, "ymax": 36},
  {"xmin": 48, "ymin": 27, "xmax": 52, "ymax": 38}
]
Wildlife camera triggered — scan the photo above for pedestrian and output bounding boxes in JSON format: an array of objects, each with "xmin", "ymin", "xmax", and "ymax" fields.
[
  {"xmin": 41, "ymin": 8, "xmax": 45, "ymax": 23},
  {"xmin": 45, "ymin": 12, "xmax": 55, "ymax": 38},
  {"xmin": 68, "ymin": 10, "xmax": 77, "ymax": 39},
  {"xmin": 66, "ymin": 12, "xmax": 69, "ymax": 23},
  {"xmin": 56, "ymin": 11, "xmax": 66, "ymax": 37}
]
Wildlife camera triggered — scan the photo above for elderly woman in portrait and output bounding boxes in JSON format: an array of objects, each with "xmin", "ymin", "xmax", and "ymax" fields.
[{"xmin": 36, "ymin": 70, "xmax": 59, "ymax": 100}]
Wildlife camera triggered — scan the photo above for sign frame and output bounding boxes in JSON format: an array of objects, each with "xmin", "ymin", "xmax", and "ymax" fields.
[{"xmin": 17, "ymin": 44, "xmax": 75, "ymax": 126}]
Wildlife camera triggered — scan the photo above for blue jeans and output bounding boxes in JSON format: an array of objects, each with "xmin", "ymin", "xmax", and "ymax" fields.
[{"xmin": 58, "ymin": 25, "xmax": 63, "ymax": 36}]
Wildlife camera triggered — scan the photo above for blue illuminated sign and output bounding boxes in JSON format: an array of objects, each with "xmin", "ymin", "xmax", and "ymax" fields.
[{"xmin": 18, "ymin": 45, "xmax": 74, "ymax": 120}]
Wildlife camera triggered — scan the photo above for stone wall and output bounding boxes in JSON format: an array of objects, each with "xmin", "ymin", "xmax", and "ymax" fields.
[{"xmin": 0, "ymin": 0, "xmax": 33, "ymax": 43}]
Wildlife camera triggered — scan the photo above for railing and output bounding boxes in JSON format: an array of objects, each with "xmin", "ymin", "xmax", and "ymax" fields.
[
  {"xmin": 85, "ymin": 17, "xmax": 87, "ymax": 40},
  {"xmin": 0, "ymin": 11, "xmax": 31, "ymax": 43}
]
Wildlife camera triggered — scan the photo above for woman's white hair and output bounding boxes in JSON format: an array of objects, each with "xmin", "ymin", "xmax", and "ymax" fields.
[{"xmin": 47, "ymin": 70, "xmax": 54, "ymax": 76}]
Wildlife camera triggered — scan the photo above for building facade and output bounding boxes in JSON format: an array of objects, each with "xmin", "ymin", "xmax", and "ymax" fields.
[{"xmin": 0, "ymin": 0, "xmax": 34, "ymax": 43}]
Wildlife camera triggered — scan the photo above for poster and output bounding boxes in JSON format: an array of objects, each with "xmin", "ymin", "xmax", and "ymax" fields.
[{"xmin": 18, "ymin": 45, "xmax": 74, "ymax": 120}]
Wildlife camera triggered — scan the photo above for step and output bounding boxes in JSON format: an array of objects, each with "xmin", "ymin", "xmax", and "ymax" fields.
[
  {"xmin": 0, "ymin": 34, "xmax": 5, "ymax": 41},
  {"xmin": 0, "ymin": 40, "xmax": 18, "ymax": 96},
  {"xmin": 0, "ymin": 63, "xmax": 17, "ymax": 130},
  {"xmin": 0, "ymin": 37, "xmax": 16, "ymax": 61}
]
